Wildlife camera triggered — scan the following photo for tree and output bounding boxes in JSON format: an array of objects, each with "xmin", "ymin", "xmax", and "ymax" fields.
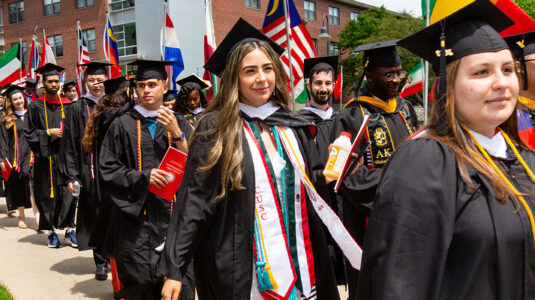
[
  {"xmin": 515, "ymin": 0, "xmax": 535, "ymax": 19},
  {"xmin": 337, "ymin": 8, "xmax": 424, "ymax": 103}
]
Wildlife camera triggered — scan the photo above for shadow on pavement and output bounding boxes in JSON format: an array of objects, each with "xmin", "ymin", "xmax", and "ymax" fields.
[
  {"xmin": 71, "ymin": 277, "xmax": 114, "ymax": 299},
  {"xmin": 50, "ymin": 256, "xmax": 95, "ymax": 275},
  {"xmin": 18, "ymin": 232, "xmax": 47, "ymax": 245}
]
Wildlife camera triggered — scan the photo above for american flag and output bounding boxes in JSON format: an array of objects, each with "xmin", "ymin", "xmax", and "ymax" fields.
[
  {"xmin": 77, "ymin": 21, "xmax": 90, "ymax": 97},
  {"xmin": 28, "ymin": 36, "xmax": 40, "ymax": 79},
  {"xmin": 262, "ymin": 0, "xmax": 316, "ymax": 104}
]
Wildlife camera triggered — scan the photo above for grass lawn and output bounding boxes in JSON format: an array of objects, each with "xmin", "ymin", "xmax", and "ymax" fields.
[{"xmin": 0, "ymin": 283, "xmax": 13, "ymax": 300}]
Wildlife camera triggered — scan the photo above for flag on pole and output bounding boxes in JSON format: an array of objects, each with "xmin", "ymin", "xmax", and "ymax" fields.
[
  {"xmin": 334, "ymin": 68, "xmax": 343, "ymax": 100},
  {"xmin": 41, "ymin": 35, "xmax": 56, "ymax": 65},
  {"xmin": 28, "ymin": 36, "xmax": 41, "ymax": 79},
  {"xmin": 103, "ymin": 16, "xmax": 122, "ymax": 78},
  {"xmin": 77, "ymin": 21, "xmax": 91, "ymax": 98},
  {"xmin": 399, "ymin": 61, "xmax": 424, "ymax": 98},
  {"xmin": 203, "ymin": 0, "xmax": 218, "ymax": 102},
  {"xmin": 163, "ymin": 13, "xmax": 184, "ymax": 91},
  {"xmin": 262, "ymin": 0, "xmax": 316, "ymax": 104},
  {"xmin": 0, "ymin": 43, "xmax": 22, "ymax": 87}
]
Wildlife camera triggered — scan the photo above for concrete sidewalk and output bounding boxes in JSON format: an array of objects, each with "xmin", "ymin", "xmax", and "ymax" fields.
[{"xmin": 0, "ymin": 198, "xmax": 114, "ymax": 300}]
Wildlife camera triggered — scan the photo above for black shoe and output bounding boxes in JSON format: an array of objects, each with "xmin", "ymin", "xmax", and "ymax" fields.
[{"xmin": 95, "ymin": 266, "xmax": 108, "ymax": 281}]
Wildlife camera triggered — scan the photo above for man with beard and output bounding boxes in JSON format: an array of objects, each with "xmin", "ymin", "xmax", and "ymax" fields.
[
  {"xmin": 24, "ymin": 63, "xmax": 75, "ymax": 248},
  {"xmin": 330, "ymin": 40, "xmax": 418, "ymax": 300},
  {"xmin": 60, "ymin": 62, "xmax": 110, "ymax": 280}
]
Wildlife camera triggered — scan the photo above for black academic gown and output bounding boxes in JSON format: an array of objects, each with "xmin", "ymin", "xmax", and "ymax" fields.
[
  {"xmin": 158, "ymin": 109, "xmax": 340, "ymax": 299},
  {"xmin": 24, "ymin": 96, "xmax": 73, "ymax": 230},
  {"xmin": 330, "ymin": 87, "xmax": 418, "ymax": 299},
  {"xmin": 98, "ymin": 107, "xmax": 192, "ymax": 288},
  {"xmin": 59, "ymin": 97, "xmax": 100, "ymax": 250},
  {"xmin": 357, "ymin": 137, "xmax": 535, "ymax": 299},
  {"xmin": 0, "ymin": 114, "xmax": 31, "ymax": 210}
]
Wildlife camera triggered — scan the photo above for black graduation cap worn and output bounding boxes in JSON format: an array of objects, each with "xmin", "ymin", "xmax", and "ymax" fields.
[
  {"xmin": 397, "ymin": 0, "xmax": 513, "ymax": 135},
  {"xmin": 63, "ymin": 79, "xmax": 77, "ymax": 89},
  {"xmin": 164, "ymin": 90, "xmax": 177, "ymax": 102},
  {"xmin": 103, "ymin": 76, "xmax": 132, "ymax": 95},
  {"xmin": 356, "ymin": 40, "xmax": 401, "ymax": 69},
  {"xmin": 504, "ymin": 31, "xmax": 535, "ymax": 90},
  {"xmin": 131, "ymin": 59, "xmax": 174, "ymax": 81},
  {"xmin": 24, "ymin": 77, "xmax": 37, "ymax": 88},
  {"xmin": 35, "ymin": 63, "xmax": 65, "ymax": 78},
  {"xmin": 303, "ymin": 56, "xmax": 338, "ymax": 80},
  {"xmin": 204, "ymin": 18, "xmax": 285, "ymax": 77},
  {"xmin": 79, "ymin": 61, "xmax": 112, "ymax": 75},
  {"xmin": 3, "ymin": 85, "xmax": 24, "ymax": 98},
  {"xmin": 176, "ymin": 74, "xmax": 210, "ymax": 90}
]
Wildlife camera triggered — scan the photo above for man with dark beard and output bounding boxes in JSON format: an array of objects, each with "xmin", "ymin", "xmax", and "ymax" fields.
[{"xmin": 330, "ymin": 40, "xmax": 419, "ymax": 300}]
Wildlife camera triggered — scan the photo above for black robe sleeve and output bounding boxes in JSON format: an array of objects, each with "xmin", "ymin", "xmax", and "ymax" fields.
[
  {"xmin": 59, "ymin": 101, "xmax": 83, "ymax": 184},
  {"xmin": 0, "ymin": 123, "xmax": 9, "ymax": 160},
  {"xmin": 99, "ymin": 117, "xmax": 152, "ymax": 218},
  {"xmin": 357, "ymin": 138, "xmax": 458, "ymax": 299},
  {"xmin": 24, "ymin": 101, "xmax": 50, "ymax": 159}
]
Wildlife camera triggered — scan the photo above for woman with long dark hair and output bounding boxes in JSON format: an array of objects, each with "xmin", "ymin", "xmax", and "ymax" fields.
[{"xmin": 174, "ymin": 75, "xmax": 208, "ymax": 127}]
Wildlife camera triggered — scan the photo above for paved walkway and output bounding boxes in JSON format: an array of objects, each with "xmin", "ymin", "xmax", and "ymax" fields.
[{"xmin": 0, "ymin": 198, "xmax": 114, "ymax": 300}]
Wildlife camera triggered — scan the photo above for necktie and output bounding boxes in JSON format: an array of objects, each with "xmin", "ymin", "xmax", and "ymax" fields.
[{"xmin": 146, "ymin": 118, "xmax": 157, "ymax": 140}]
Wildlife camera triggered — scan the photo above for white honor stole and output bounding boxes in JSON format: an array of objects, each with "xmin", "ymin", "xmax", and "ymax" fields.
[{"xmin": 243, "ymin": 122, "xmax": 316, "ymax": 299}]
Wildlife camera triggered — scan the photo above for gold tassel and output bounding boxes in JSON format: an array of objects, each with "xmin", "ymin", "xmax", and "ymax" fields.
[
  {"xmin": 49, "ymin": 156, "xmax": 54, "ymax": 198},
  {"xmin": 265, "ymin": 264, "xmax": 279, "ymax": 290}
]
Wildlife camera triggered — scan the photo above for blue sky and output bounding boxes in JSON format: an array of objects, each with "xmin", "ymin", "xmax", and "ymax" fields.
[{"xmin": 364, "ymin": 0, "xmax": 422, "ymax": 17}]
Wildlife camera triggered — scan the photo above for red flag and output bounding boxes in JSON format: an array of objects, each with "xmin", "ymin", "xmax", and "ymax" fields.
[
  {"xmin": 428, "ymin": 78, "xmax": 437, "ymax": 101},
  {"xmin": 333, "ymin": 69, "xmax": 342, "ymax": 100},
  {"xmin": 495, "ymin": 0, "xmax": 535, "ymax": 37}
]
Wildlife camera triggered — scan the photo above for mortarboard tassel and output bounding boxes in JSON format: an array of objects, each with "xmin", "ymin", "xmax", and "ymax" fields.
[
  {"xmin": 517, "ymin": 38, "xmax": 529, "ymax": 91},
  {"xmin": 436, "ymin": 21, "xmax": 449, "ymax": 136}
]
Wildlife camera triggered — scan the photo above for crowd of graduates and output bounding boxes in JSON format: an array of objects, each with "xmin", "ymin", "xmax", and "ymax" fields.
[{"xmin": 1, "ymin": 1, "xmax": 535, "ymax": 299}]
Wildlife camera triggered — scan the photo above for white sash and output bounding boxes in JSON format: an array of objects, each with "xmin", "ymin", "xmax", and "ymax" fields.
[{"xmin": 277, "ymin": 126, "xmax": 363, "ymax": 270}]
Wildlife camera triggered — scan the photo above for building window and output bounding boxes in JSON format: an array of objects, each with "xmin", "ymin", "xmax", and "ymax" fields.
[
  {"xmin": 304, "ymin": 1, "xmax": 316, "ymax": 21},
  {"xmin": 44, "ymin": 0, "xmax": 61, "ymax": 16},
  {"xmin": 110, "ymin": 0, "xmax": 135, "ymax": 11},
  {"xmin": 76, "ymin": 0, "xmax": 93, "ymax": 9},
  {"xmin": 350, "ymin": 12, "xmax": 359, "ymax": 21},
  {"xmin": 82, "ymin": 29, "xmax": 96, "ymax": 52},
  {"xmin": 10, "ymin": 41, "xmax": 26, "ymax": 65},
  {"xmin": 9, "ymin": 1, "xmax": 24, "ymax": 24},
  {"xmin": 328, "ymin": 41, "xmax": 340, "ymax": 57},
  {"xmin": 47, "ymin": 35, "xmax": 63, "ymax": 57},
  {"xmin": 245, "ymin": 0, "xmax": 260, "ymax": 9},
  {"xmin": 329, "ymin": 7, "xmax": 339, "ymax": 26},
  {"xmin": 312, "ymin": 38, "xmax": 318, "ymax": 54},
  {"xmin": 112, "ymin": 22, "xmax": 137, "ymax": 56}
]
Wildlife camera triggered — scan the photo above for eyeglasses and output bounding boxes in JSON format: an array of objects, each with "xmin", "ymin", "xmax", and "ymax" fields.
[{"xmin": 383, "ymin": 71, "xmax": 407, "ymax": 81}]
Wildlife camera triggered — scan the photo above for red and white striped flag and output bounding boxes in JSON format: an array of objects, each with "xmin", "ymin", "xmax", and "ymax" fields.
[
  {"xmin": 262, "ymin": 0, "xmax": 316, "ymax": 104},
  {"xmin": 76, "ymin": 20, "xmax": 90, "ymax": 97}
]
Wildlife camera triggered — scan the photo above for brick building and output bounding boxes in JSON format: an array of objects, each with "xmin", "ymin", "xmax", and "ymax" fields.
[{"xmin": 2, "ymin": 0, "xmax": 107, "ymax": 78}]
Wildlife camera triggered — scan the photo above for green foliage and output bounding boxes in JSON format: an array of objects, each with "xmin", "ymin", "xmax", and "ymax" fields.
[
  {"xmin": 0, "ymin": 283, "xmax": 14, "ymax": 300},
  {"xmin": 515, "ymin": 0, "xmax": 535, "ymax": 19},
  {"xmin": 337, "ymin": 8, "xmax": 425, "ymax": 101}
]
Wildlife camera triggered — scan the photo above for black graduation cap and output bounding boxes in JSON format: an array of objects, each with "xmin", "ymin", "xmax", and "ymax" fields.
[
  {"xmin": 3, "ymin": 85, "xmax": 24, "ymax": 98},
  {"xmin": 204, "ymin": 18, "xmax": 285, "ymax": 77},
  {"xmin": 356, "ymin": 40, "xmax": 401, "ymax": 69},
  {"xmin": 176, "ymin": 74, "xmax": 210, "ymax": 90},
  {"xmin": 79, "ymin": 61, "xmax": 112, "ymax": 75},
  {"xmin": 35, "ymin": 63, "xmax": 65, "ymax": 78},
  {"xmin": 397, "ymin": 0, "xmax": 514, "ymax": 135},
  {"xmin": 303, "ymin": 56, "xmax": 338, "ymax": 80},
  {"xmin": 398, "ymin": 0, "xmax": 513, "ymax": 74},
  {"xmin": 164, "ymin": 90, "xmax": 177, "ymax": 102},
  {"xmin": 131, "ymin": 60, "xmax": 174, "ymax": 81},
  {"xmin": 24, "ymin": 77, "xmax": 37, "ymax": 88},
  {"xmin": 63, "ymin": 79, "xmax": 77, "ymax": 89},
  {"xmin": 504, "ymin": 31, "xmax": 535, "ymax": 90},
  {"xmin": 103, "ymin": 76, "xmax": 131, "ymax": 95}
]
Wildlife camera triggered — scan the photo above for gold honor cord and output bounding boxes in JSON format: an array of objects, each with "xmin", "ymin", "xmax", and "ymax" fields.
[
  {"xmin": 43, "ymin": 96, "xmax": 54, "ymax": 198},
  {"xmin": 465, "ymin": 128, "xmax": 535, "ymax": 250}
]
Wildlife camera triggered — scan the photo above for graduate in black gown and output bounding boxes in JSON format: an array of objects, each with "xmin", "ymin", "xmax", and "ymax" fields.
[
  {"xmin": 23, "ymin": 77, "xmax": 38, "ymax": 102},
  {"xmin": 0, "ymin": 85, "xmax": 33, "ymax": 228},
  {"xmin": 62, "ymin": 78, "xmax": 78, "ymax": 102},
  {"xmin": 98, "ymin": 60, "xmax": 190, "ymax": 300},
  {"xmin": 163, "ymin": 90, "xmax": 176, "ymax": 110},
  {"xmin": 174, "ymin": 74, "xmax": 208, "ymax": 127},
  {"xmin": 24, "ymin": 63, "xmax": 76, "ymax": 248},
  {"xmin": 330, "ymin": 40, "xmax": 419, "ymax": 299},
  {"xmin": 160, "ymin": 18, "xmax": 359, "ymax": 300},
  {"xmin": 59, "ymin": 62, "xmax": 110, "ymax": 280},
  {"xmin": 358, "ymin": 1, "xmax": 535, "ymax": 298}
]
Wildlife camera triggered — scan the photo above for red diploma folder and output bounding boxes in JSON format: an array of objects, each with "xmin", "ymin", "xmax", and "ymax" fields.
[
  {"xmin": 149, "ymin": 147, "xmax": 187, "ymax": 201},
  {"xmin": 1, "ymin": 158, "xmax": 12, "ymax": 181}
]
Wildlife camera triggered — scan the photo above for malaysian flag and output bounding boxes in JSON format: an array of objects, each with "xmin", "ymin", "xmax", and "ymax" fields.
[
  {"xmin": 262, "ymin": 0, "xmax": 316, "ymax": 104},
  {"xmin": 77, "ymin": 20, "xmax": 90, "ymax": 97},
  {"xmin": 28, "ymin": 36, "xmax": 40, "ymax": 79}
]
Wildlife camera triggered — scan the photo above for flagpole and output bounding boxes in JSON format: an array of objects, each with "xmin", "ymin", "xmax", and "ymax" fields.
[
  {"xmin": 77, "ymin": 20, "xmax": 81, "ymax": 71},
  {"xmin": 282, "ymin": 0, "xmax": 295, "ymax": 112},
  {"xmin": 19, "ymin": 37, "xmax": 23, "ymax": 82},
  {"xmin": 423, "ymin": 0, "xmax": 430, "ymax": 124},
  {"xmin": 106, "ymin": 11, "xmax": 111, "ymax": 77}
]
